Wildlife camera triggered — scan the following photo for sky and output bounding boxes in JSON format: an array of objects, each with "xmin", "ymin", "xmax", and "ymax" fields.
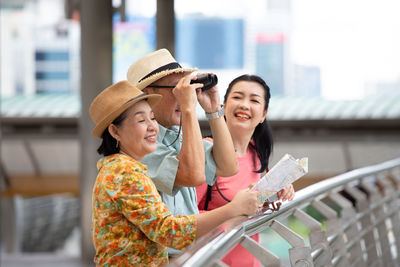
[{"xmin": 291, "ymin": 0, "xmax": 400, "ymax": 99}]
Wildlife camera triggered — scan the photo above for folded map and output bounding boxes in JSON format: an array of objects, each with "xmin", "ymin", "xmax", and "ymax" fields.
[{"xmin": 251, "ymin": 154, "xmax": 308, "ymax": 203}]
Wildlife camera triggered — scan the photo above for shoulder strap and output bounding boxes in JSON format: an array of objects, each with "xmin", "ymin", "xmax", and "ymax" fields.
[{"xmin": 204, "ymin": 184, "xmax": 213, "ymax": 211}]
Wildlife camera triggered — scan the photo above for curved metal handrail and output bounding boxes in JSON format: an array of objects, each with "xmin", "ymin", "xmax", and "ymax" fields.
[{"xmin": 169, "ymin": 157, "xmax": 400, "ymax": 267}]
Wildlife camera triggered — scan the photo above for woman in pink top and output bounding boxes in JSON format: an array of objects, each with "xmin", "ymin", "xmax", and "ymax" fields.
[{"xmin": 197, "ymin": 74, "xmax": 295, "ymax": 267}]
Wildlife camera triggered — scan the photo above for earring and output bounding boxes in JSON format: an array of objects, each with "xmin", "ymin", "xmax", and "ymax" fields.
[{"xmin": 116, "ymin": 140, "xmax": 119, "ymax": 149}]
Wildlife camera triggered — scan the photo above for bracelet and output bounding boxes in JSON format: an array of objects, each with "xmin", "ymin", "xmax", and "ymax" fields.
[{"xmin": 205, "ymin": 106, "xmax": 224, "ymax": 120}]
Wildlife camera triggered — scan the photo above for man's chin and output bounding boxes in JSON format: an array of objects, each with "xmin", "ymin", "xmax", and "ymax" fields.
[
  {"xmin": 172, "ymin": 120, "xmax": 181, "ymax": 126},
  {"xmin": 173, "ymin": 114, "xmax": 181, "ymax": 125}
]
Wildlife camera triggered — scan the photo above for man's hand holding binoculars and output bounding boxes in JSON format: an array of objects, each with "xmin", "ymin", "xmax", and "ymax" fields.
[{"xmin": 193, "ymin": 73, "xmax": 221, "ymax": 114}]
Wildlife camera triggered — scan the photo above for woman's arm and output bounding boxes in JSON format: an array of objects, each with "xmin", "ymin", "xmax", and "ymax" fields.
[
  {"xmin": 195, "ymin": 188, "xmax": 259, "ymax": 238},
  {"xmin": 196, "ymin": 81, "xmax": 238, "ymax": 178},
  {"xmin": 208, "ymin": 113, "xmax": 239, "ymax": 177},
  {"xmin": 115, "ymin": 170, "xmax": 258, "ymax": 248},
  {"xmin": 116, "ymin": 170, "xmax": 197, "ymax": 250}
]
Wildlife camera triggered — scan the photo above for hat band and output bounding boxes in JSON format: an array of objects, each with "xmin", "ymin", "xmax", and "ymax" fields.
[
  {"xmin": 138, "ymin": 62, "xmax": 182, "ymax": 83},
  {"xmin": 125, "ymin": 93, "xmax": 147, "ymax": 105}
]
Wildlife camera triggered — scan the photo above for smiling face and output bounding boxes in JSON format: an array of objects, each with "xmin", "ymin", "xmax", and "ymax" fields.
[
  {"xmin": 143, "ymin": 73, "xmax": 185, "ymax": 128},
  {"xmin": 108, "ymin": 100, "xmax": 159, "ymax": 161},
  {"xmin": 224, "ymin": 81, "xmax": 268, "ymax": 133}
]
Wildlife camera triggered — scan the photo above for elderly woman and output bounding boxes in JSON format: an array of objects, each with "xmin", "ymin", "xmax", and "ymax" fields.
[{"xmin": 89, "ymin": 81, "xmax": 259, "ymax": 266}]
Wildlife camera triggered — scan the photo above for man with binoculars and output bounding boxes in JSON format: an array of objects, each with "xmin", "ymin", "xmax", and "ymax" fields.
[{"xmin": 126, "ymin": 49, "xmax": 238, "ymax": 254}]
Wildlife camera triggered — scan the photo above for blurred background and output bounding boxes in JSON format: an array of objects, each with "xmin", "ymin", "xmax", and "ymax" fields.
[{"xmin": 1, "ymin": 0, "xmax": 399, "ymax": 266}]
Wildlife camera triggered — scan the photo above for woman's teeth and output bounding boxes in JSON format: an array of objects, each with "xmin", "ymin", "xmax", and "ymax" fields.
[{"xmin": 236, "ymin": 113, "xmax": 249, "ymax": 119}]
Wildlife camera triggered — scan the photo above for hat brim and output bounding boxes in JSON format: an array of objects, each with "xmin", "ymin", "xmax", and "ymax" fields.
[
  {"xmin": 136, "ymin": 67, "xmax": 197, "ymax": 90},
  {"xmin": 92, "ymin": 94, "xmax": 162, "ymax": 138}
]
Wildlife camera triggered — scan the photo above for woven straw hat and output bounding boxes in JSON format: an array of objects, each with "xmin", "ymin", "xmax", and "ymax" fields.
[
  {"xmin": 89, "ymin": 80, "xmax": 162, "ymax": 138},
  {"xmin": 126, "ymin": 48, "xmax": 197, "ymax": 90}
]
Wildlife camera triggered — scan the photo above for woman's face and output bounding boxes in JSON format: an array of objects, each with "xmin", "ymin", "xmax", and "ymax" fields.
[
  {"xmin": 224, "ymin": 81, "xmax": 268, "ymax": 133},
  {"xmin": 109, "ymin": 100, "xmax": 159, "ymax": 161}
]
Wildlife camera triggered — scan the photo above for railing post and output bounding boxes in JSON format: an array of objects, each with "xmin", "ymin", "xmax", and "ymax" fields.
[
  {"xmin": 344, "ymin": 185, "xmax": 379, "ymax": 264},
  {"xmin": 240, "ymin": 235, "xmax": 281, "ymax": 266},
  {"xmin": 211, "ymin": 261, "xmax": 229, "ymax": 267},
  {"xmin": 361, "ymin": 179, "xmax": 392, "ymax": 266},
  {"xmin": 292, "ymin": 208, "xmax": 333, "ymax": 267},
  {"xmin": 270, "ymin": 220, "xmax": 314, "ymax": 267},
  {"xmin": 377, "ymin": 172, "xmax": 400, "ymax": 265},
  {"xmin": 329, "ymin": 192, "xmax": 365, "ymax": 267},
  {"xmin": 311, "ymin": 199, "xmax": 350, "ymax": 267}
]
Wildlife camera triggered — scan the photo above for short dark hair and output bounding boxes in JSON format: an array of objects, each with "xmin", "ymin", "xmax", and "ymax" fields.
[
  {"xmin": 224, "ymin": 74, "xmax": 273, "ymax": 173},
  {"xmin": 97, "ymin": 109, "xmax": 129, "ymax": 156}
]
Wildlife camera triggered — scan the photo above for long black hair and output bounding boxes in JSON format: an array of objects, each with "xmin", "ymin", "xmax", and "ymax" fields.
[
  {"xmin": 224, "ymin": 74, "xmax": 273, "ymax": 173},
  {"xmin": 97, "ymin": 110, "xmax": 129, "ymax": 156}
]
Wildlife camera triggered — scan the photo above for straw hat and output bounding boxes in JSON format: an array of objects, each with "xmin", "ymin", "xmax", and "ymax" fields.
[
  {"xmin": 89, "ymin": 80, "xmax": 162, "ymax": 138},
  {"xmin": 126, "ymin": 48, "xmax": 197, "ymax": 90}
]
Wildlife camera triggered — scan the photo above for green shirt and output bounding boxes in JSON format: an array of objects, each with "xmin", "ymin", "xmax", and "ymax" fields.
[{"xmin": 142, "ymin": 125, "xmax": 217, "ymax": 216}]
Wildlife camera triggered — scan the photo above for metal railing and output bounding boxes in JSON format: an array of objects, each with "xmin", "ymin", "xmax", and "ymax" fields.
[{"xmin": 169, "ymin": 158, "xmax": 400, "ymax": 267}]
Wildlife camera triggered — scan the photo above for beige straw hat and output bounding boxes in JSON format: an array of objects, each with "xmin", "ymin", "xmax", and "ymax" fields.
[
  {"xmin": 126, "ymin": 48, "xmax": 197, "ymax": 90},
  {"xmin": 89, "ymin": 80, "xmax": 162, "ymax": 138}
]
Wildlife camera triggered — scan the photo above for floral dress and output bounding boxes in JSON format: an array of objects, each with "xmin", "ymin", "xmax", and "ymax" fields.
[{"xmin": 92, "ymin": 154, "xmax": 196, "ymax": 266}]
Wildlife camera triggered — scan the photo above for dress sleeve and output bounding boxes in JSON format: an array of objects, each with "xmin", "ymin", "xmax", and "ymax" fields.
[
  {"xmin": 141, "ymin": 143, "xmax": 180, "ymax": 196},
  {"xmin": 196, "ymin": 182, "xmax": 209, "ymax": 212},
  {"xmin": 105, "ymin": 168, "xmax": 197, "ymax": 250}
]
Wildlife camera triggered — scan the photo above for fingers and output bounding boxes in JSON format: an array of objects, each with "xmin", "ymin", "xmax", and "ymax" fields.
[
  {"xmin": 244, "ymin": 190, "xmax": 259, "ymax": 216},
  {"xmin": 250, "ymin": 193, "xmax": 259, "ymax": 215},
  {"xmin": 279, "ymin": 188, "xmax": 289, "ymax": 201},
  {"xmin": 248, "ymin": 183, "xmax": 256, "ymax": 190},
  {"xmin": 188, "ymin": 74, "xmax": 204, "ymax": 90},
  {"xmin": 278, "ymin": 184, "xmax": 295, "ymax": 201},
  {"xmin": 287, "ymin": 186, "xmax": 295, "ymax": 201},
  {"xmin": 172, "ymin": 75, "xmax": 202, "ymax": 109},
  {"xmin": 278, "ymin": 188, "xmax": 287, "ymax": 201},
  {"xmin": 175, "ymin": 75, "xmax": 202, "ymax": 91}
]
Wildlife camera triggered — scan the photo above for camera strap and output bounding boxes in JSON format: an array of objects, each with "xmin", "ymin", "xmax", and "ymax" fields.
[
  {"xmin": 166, "ymin": 114, "xmax": 182, "ymax": 147},
  {"xmin": 204, "ymin": 178, "xmax": 231, "ymax": 211}
]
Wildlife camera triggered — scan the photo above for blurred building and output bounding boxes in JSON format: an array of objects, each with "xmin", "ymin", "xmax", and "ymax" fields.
[
  {"xmin": 34, "ymin": 21, "xmax": 80, "ymax": 93},
  {"xmin": 364, "ymin": 77, "xmax": 400, "ymax": 97},
  {"xmin": 176, "ymin": 16, "xmax": 244, "ymax": 69},
  {"xmin": 254, "ymin": 0, "xmax": 292, "ymax": 96},
  {"xmin": 293, "ymin": 64, "xmax": 321, "ymax": 96},
  {"xmin": 255, "ymin": 33, "xmax": 286, "ymax": 96},
  {"xmin": 1, "ymin": 4, "xmax": 35, "ymax": 96},
  {"xmin": 112, "ymin": 15, "xmax": 156, "ymax": 82},
  {"xmin": 0, "ymin": 0, "xmax": 80, "ymax": 96}
]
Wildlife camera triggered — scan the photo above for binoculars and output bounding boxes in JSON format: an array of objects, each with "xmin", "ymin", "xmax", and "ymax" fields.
[{"xmin": 191, "ymin": 74, "xmax": 218, "ymax": 91}]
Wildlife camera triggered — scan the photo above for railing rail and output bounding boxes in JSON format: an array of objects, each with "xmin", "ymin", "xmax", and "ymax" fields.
[{"xmin": 169, "ymin": 158, "xmax": 400, "ymax": 267}]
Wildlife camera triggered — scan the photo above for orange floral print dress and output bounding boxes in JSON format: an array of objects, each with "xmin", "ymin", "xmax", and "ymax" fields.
[{"xmin": 91, "ymin": 154, "xmax": 197, "ymax": 266}]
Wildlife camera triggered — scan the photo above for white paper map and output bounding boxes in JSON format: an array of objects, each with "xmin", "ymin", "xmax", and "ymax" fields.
[{"xmin": 251, "ymin": 154, "xmax": 308, "ymax": 203}]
